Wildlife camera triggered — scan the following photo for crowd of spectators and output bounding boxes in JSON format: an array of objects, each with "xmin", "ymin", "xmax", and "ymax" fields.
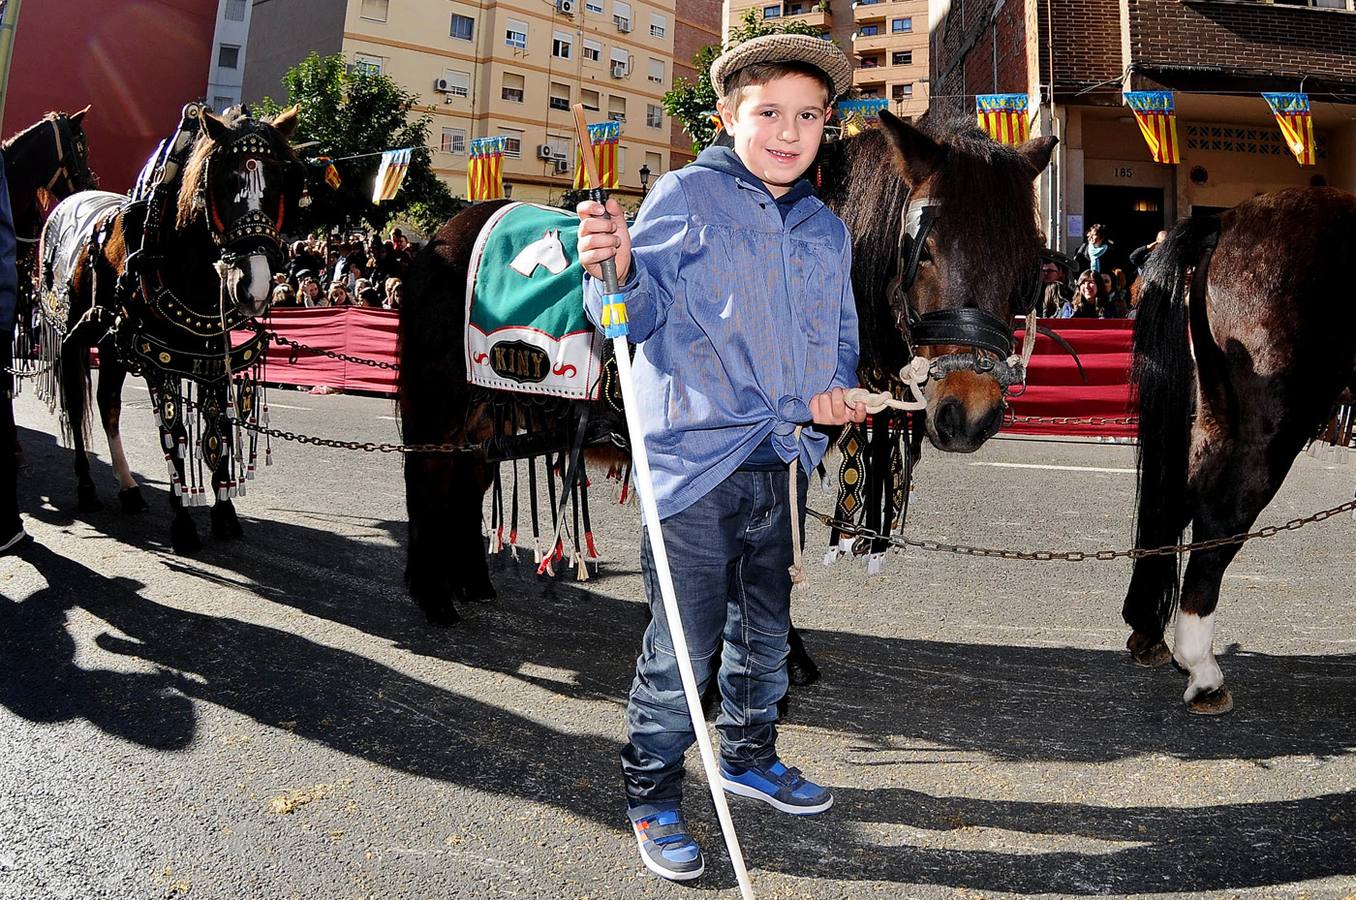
[
  {"xmin": 1041, "ymin": 224, "xmax": 1168, "ymax": 320},
  {"xmin": 268, "ymin": 227, "xmax": 415, "ymax": 311}
]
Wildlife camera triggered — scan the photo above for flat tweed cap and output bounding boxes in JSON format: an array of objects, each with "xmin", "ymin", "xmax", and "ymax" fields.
[{"xmin": 710, "ymin": 34, "xmax": 852, "ymax": 101}]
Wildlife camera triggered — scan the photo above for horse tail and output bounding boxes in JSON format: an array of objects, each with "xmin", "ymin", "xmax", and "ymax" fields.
[{"xmin": 1123, "ymin": 215, "xmax": 1217, "ymax": 637}]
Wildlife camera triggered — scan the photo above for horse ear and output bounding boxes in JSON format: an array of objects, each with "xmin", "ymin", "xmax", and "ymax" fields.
[
  {"xmin": 1016, "ymin": 135, "xmax": 1058, "ymax": 179},
  {"xmin": 70, "ymin": 105, "xmax": 91, "ymax": 126},
  {"xmin": 199, "ymin": 108, "xmax": 231, "ymax": 145},
  {"xmin": 270, "ymin": 105, "xmax": 301, "ymax": 140},
  {"xmin": 878, "ymin": 109, "xmax": 942, "ymax": 187}
]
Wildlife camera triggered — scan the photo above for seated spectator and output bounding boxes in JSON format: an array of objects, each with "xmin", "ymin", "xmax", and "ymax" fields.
[
  {"xmin": 297, "ymin": 273, "xmax": 323, "ymax": 307},
  {"xmin": 358, "ymin": 286, "xmax": 383, "ymax": 308},
  {"xmin": 383, "ymin": 277, "xmax": 403, "ymax": 310},
  {"xmin": 1040, "ymin": 259, "xmax": 1072, "ymax": 318},
  {"xmin": 271, "ymin": 283, "xmax": 295, "ymax": 307},
  {"xmin": 326, "ymin": 283, "xmax": 350, "ymax": 307},
  {"xmin": 1072, "ymin": 269, "xmax": 1107, "ymax": 318}
]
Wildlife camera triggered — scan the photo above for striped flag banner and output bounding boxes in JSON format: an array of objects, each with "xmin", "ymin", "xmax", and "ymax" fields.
[
  {"xmin": 573, "ymin": 121, "xmax": 620, "ymax": 190},
  {"xmin": 372, "ymin": 147, "xmax": 412, "ymax": 202},
  {"xmin": 1124, "ymin": 91, "xmax": 1180, "ymax": 165},
  {"xmin": 975, "ymin": 94, "xmax": 1030, "ymax": 145},
  {"xmin": 1262, "ymin": 92, "xmax": 1316, "ymax": 166},
  {"xmin": 468, "ymin": 136, "xmax": 507, "ymax": 201},
  {"xmin": 836, "ymin": 98, "xmax": 889, "ymax": 137},
  {"xmin": 316, "ymin": 156, "xmax": 342, "ymax": 190}
]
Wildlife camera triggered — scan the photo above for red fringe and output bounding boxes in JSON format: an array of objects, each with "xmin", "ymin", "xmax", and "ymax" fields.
[{"xmin": 585, "ymin": 531, "xmax": 599, "ymax": 559}]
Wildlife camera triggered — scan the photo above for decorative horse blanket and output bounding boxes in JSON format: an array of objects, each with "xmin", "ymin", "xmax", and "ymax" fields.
[
  {"xmin": 465, "ymin": 202, "xmax": 601, "ymax": 400},
  {"xmin": 37, "ymin": 190, "xmax": 126, "ymax": 334}
]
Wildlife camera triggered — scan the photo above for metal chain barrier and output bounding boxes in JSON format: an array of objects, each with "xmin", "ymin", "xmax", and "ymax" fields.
[
  {"xmin": 806, "ymin": 497, "xmax": 1356, "ymax": 562},
  {"xmin": 1004, "ymin": 413, "xmax": 1139, "ymax": 426},
  {"xmin": 247, "ymin": 323, "xmax": 400, "ymax": 371},
  {"xmin": 230, "ymin": 414, "xmax": 464, "ymax": 455},
  {"xmin": 3, "ymin": 363, "xmax": 51, "ymax": 378}
]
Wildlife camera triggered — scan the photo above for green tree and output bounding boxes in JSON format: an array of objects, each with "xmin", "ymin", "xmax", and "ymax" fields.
[
  {"xmin": 258, "ymin": 52, "xmax": 463, "ymax": 236},
  {"xmin": 662, "ymin": 9, "xmax": 829, "ymax": 155}
]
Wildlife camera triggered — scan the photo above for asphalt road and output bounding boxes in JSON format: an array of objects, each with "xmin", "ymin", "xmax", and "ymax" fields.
[{"xmin": 3, "ymin": 381, "xmax": 1355, "ymax": 900}]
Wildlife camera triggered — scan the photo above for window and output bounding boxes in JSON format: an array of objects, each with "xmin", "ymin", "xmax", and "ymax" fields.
[
  {"xmin": 360, "ymin": 0, "xmax": 389, "ymax": 21},
  {"xmin": 581, "ymin": 89, "xmax": 600, "ymax": 111},
  {"xmin": 354, "ymin": 53, "xmax": 383, "ymax": 75},
  {"xmin": 763, "ymin": 5, "xmax": 782, "ymax": 16},
  {"xmin": 546, "ymin": 134, "xmax": 571, "ymax": 159},
  {"xmin": 892, "ymin": 82, "xmax": 914, "ymax": 99},
  {"xmin": 650, "ymin": 13, "xmax": 666, "ymax": 37},
  {"xmin": 859, "ymin": 24, "xmax": 880, "ymax": 36},
  {"xmin": 441, "ymin": 128, "xmax": 467, "ymax": 153},
  {"xmin": 891, "ymin": 17, "xmax": 912, "ymax": 32},
  {"xmin": 550, "ymin": 82, "xmax": 571, "ymax": 111},
  {"xmin": 613, "ymin": 0, "xmax": 632, "ymax": 29},
  {"xmin": 648, "ymin": 57, "xmax": 664, "ymax": 83},
  {"xmin": 223, "ymin": 0, "xmax": 246, "ymax": 21},
  {"xmin": 618, "ymin": 146, "xmax": 626, "ymax": 174},
  {"xmin": 610, "ymin": 47, "xmax": 630, "ymax": 75},
  {"xmin": 502, "ymin": 129, "xmax": 524, "ymax": 158},
  {"xmin": 787, "ymin": 3, "xmax": 805, "ymax": 13},
  {"xmin": 214, "ymin": 96, "xmax": 234, "ymax": 112},
  {"xmin": 646, "ymin": 104, "xmax": 663, "ymax": 129},
  {"xmin": 644, "ymin": 151, "xmax": 662, "ymax": 176},
  {"xmin": 450, "ymin": 14, "xmax": 474, "ymax": 40},
  {"xmin": 608, "ymin": 95, "xmax": 626, "ymax": 124},
  {"xmin": 586, "ymin": 0, "xmax": 604, "ymax": 11},
  {"xmin": 217, "ymin": 44, "xmax": 240, "ymax": 69},
  {"xmin": 553, "ymin": 30, "xmax": 572, "ymax": 59},
  {"xmin": 502, "ymin": 71, "xmax": 525, "ymax": 103},
  {"xmin": 1272, "ymin": 0, "xmax": 1348, "ymax": 6},
  {"xmin": 861, "ymin": 56, "xmax": 880, "ymax": 68},
  {"xmin": 442, "ymin": 69, "xmax": 470, "ymax": 97},
  {"xmin": 505, "ymin": 19, "xmax": 528, "ymax": 49},
  {"xmin": 892, "ymin": 50, "xmax": 912, "ymax": 66},
  {"xmin": 583, "ymin": 39, "xmax": 602, "ymax": 61}
]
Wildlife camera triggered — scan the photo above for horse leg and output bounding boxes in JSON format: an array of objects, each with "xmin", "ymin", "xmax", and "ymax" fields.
[
  {"xmin": 94, "ymin": 348, "xmax": 146, "ymax": 513},
  {"xmin": 458, "ymin": 453, "xmax": 498, "ymax": 602},
  {"xmin": 405, "ymin": 453, "xmax": 467, "ymax": 626},
  {"xmin": 60, "ymin": 338, "xmax": 102, "ymax": 513},
  {"xmin": 149, "ymin": 378, "xmax": 202, "ymax": 554},
  {"xmin": 207, "ymin": 384, "xmax": 243, "ymax": 540}
]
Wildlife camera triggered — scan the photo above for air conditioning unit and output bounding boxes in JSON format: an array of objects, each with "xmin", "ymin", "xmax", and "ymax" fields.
[
  {"xmin": 553, "ymin": 158, "xmax": 571, "ymax": 174},
  {"xmin": 615, "ymin": 16, "xmax": 631, "ymax": 32},
  {"xmin": 610, "ymin": 60, "xmax": 628, "ymax": 78},
  {"xmin": 537, "ymin": 144, "xmax": 557, "ymax": 160},
  {"xmin": 434, "ymin": 77, "xmax": 452, "ymax": 93},
  {"xmin": 557, "ymin": 0, "xmax": 575, "ymax": 14}
]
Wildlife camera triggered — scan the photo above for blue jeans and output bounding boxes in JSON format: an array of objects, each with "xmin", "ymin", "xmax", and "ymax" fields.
[{"xmin": 621, "ymin": 468, "xmax": 807, "ymax": 808}]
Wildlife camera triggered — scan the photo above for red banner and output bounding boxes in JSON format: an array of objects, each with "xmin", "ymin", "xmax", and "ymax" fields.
[{"xmin": 245, "ymin": 307, "xmax": 400, "ymax": 394}]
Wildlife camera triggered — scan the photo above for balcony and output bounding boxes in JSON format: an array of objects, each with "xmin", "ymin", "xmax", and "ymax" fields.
[
  {"xmin": 781, "ymin": 6, "xmax": 831, "ymax": 28},
  {"xmin": 852, "ymin": 66, "xmax": 887, "ymax": 88},
  {"xmin": 851, "ymin": 30, "xmax": 892, "ymax": 52}
]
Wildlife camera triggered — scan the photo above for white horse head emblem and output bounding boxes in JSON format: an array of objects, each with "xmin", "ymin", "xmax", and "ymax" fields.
[{"xmin": 509, "ymin": 229, "xmax": 569, "ymax": 277}]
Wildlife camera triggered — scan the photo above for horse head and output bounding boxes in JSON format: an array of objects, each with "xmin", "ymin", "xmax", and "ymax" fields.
[
  {"xmin": 178, "ymin": 104, "xmax": 302, "ymax": 317},
  {"xmin": 2, "ymin": 106, "xmax": 97, "ymax": 207},
  {"xmin": 877, "ymin": 109, "xmax": 1055, "ymax": 453}
]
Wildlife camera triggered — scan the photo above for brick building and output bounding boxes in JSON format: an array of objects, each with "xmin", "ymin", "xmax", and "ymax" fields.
[
  {"xmin": 671, "ymin": 1, "xmax": 721, "ymax": 167},
  {"xmin": 930, "ymin": 0, "xmax": 1356, "ymax": 253}
]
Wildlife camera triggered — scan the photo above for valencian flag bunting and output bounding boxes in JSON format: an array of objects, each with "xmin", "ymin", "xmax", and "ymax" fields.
[
  {"xmin": 573, "ymin": 121, "xmax": 621, "ymax": 190},
  {"xmin": 1262, "ymin": 92, "xmax": 1317, "ymax": 166},
  {"xmin": 975, "ymin": 94, "xmax": 1030, "ymax": 145},
  {"xmin": 468, "ymin": 136, "xmax": 508, "ymax": 201},
  {"xmin": 836, "ymin": 99, "xmax": 889, "ymax": 137},
  {"xmin": 372, "ymin": 147, "xmax": 412, "ymax": 202},
  {"xmin": 1124, "ymin": 91, "xmax": 1180, "ymax": 165},
  {"xmin": 316, "ymin": 156, "xmax": 342, "ymax": 190}
]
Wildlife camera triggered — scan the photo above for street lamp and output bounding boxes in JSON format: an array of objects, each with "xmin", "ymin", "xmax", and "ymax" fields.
[{"xmin": 639, "ymin": 163, "xmax": 652, "ymax": 200}]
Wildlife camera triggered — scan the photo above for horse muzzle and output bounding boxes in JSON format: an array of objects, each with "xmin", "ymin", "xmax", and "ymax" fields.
[{"xmin": 217, "ymin": 248, "xmax": 276, "ymax": 317}]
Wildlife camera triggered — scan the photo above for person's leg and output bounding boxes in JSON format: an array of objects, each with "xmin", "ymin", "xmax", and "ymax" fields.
[{"xmin": 0, "ymin": 335, "xmax": 23, "ymax": 549}]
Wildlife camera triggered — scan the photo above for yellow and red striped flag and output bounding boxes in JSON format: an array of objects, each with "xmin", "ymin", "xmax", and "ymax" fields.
[
  {"xmin": 1263, "ymin": 92, "xmax": 1316, "ymax": 166},
  {"xmin": 372, "ymin": 147, "xmax": 411, "ymax": 202},
  {"xmin": 467, "ymin": 136, "xmax": 507, "ymax": 200},
  {"xmin": 975, "ymin": 94, "xmax": 1030, "ymax": 146},
  {"xmin": 573, "ymin": 121, "xmax": 620, "ymax": 190},
  {"xmin": 1124, "ymin": 91, "xmax": 1180, "ymax": 165}
]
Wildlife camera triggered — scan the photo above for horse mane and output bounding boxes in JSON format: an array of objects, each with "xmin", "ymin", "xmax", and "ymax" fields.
[
  {"xmin": 176, "ymin": 107, "xmax": 299, "ymax": 230},
  {"xmin": 818, "ymin": 108, "xmax": 1045, "ymax": 372},
  {"xmin": 2, "ymin": 111, "xmax": 62, "ymax": 150}
]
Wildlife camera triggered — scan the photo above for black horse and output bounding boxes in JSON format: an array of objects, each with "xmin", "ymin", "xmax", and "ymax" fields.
[
  {"xmin": 398, "ymin": 109, "xmax": 1056, "ymax": 632},
  {"xmin": 1122, "ymin": 188, "xmax": 1356, "ymax": 714},
  {"xmin": 36, "ymin": 104, "xmax": 301, "ymax": 551}
]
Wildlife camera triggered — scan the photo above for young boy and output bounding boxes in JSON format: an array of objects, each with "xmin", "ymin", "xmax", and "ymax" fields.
[{"xmin": 577, "ymin": 34, "xmax": 864, "ymax": 882}]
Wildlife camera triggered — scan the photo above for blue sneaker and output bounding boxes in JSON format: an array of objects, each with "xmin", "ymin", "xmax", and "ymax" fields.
[
  {"xmin": 629, "ymin": 806, "xmax": 704, "ymax": 881},
  {"xmin": 719, "ymin": 759, "xmax": 833, "ymax": 815}
]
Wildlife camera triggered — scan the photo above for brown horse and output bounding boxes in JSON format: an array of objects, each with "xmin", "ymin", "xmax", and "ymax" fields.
[
  {"xmin": 37, "ymin": 105, "xmax": 300, "ymax": 551},
  {"xmin": 398, "ymin": 109, "xmax": 1056, "ymax": 630},
  {"xmin": 1123, "ymin": 188, "xmax": 1356, "ymax": 714}
]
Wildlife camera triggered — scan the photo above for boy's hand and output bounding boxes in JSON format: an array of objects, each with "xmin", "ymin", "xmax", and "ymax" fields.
[
  {"xmin": 576, "ymin": 197, "xmax": 632, "ymax": 285},
  {"xmin": 810, "ymin": 387, "xmax": 867, "ymax": 426}
]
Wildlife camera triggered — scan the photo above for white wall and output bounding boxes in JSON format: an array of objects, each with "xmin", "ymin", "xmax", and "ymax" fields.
[{"xmin": 207, "ymin": 0, "xmax": 253, "ymax": 112}]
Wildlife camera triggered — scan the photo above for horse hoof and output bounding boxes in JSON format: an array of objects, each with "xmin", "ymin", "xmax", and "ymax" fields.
[
  {"xmin": 119, "ymin": 486, "xmax": 149, "ymax": 514},
  {"xmin": 788, "ymin": 659, "xmax": 821, "ymax": 687},
  {"xmin": 461, "ymin": 582, "xmax": 498, "ymax": 604},
  {"xmin": 1187, "ymin": 686, "xmax": 1234, "ymax": 716},
  {"xmin": 76, "ymin": 486, "xmax": 103, "ymax": 513},
  {"xmin": 171, "ymin": 518, "xmax": 202, "ymax": 555},
  {"xmin": 1128, "ymin": 633, "xmax": 1171, "ymax": 668}
]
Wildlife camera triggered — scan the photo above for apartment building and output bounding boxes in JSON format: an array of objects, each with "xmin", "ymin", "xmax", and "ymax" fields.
[
  {"xmin": 208, "ymin": 0, "xmax": 253, "ymax": 112},
  {"xmin": 244, "ymin": 0, "xmax": 683, "ymax": 205},
  {"xmin": 726, "ymin": 0, "xmax": 930, "ymax": 120},
  {"xmin": 930, "ymin": 0, "xmax": 1356, "ymax": 253}
]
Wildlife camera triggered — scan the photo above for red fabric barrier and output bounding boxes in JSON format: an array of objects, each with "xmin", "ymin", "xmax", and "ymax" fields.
[
  {"xmin": 1007, "ymin": 318, "xmax": 1136, "ymax": 438},
  {"xmin": 246, "ymin": 309, "xmax": 1138, "ymax": 438}
]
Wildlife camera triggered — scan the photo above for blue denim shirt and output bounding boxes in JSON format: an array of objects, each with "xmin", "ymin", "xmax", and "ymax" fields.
[{"xmin": 583, "ymin": 152, "xmax": 860, "ymax": 519}]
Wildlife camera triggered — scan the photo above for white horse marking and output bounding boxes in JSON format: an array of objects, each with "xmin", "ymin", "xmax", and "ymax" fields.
[
  {"xmin": 509, "ymin": 229, "xmax": 569, "ymax": 277},
  {"xmin": 1173, "ymin": 611, "xmax": 1224, "ymax": 702}
]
